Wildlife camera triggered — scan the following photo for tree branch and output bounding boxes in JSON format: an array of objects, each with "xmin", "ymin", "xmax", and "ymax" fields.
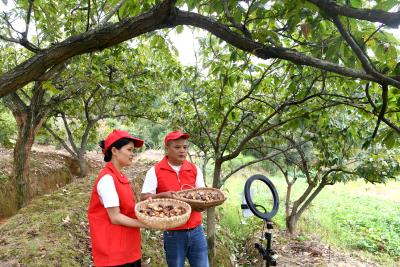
[
  {"xmin": 222, "ymin": 140, "xmax": 309, "ymax": 183},
  {"xmin": 190, "ymin": 87, "xmax": 217, "ymax": 150},
  {"xmin": 307, "ymin": 0, "xmax": 400, "ymax": 28},
  {"xmin": 99, "ymin": 0, "xmax": 128, "ymax": 26},
  {"xmin": 331, "ymin": 16, "xmax": 399, "ymax": 88},
  {"xmin": 2, "ymin": 0, "xmax": 400, "ymax": 98},
  {"xmin": 23, "ymin": 0, "xmax": 34, "ymax": 39},
  {"xmin": 0, "ymin": 0, "xmax": 178, "ymax": 97},
  {"xmin": 43, "ymin": 123, "xmax": 77, "ymax": 157},
  {"xmin": 371, "ymin": 84, "xmax": 388, "ymax": 139},
  {"xmin": 174, "ymin": 10, "xmax": 391, "ymax": 86},
  {"xmin": 221, "ymin": 0, "xmax": 252, "ymax": 38},
  {"xmin": 60, "ymin": 111, "xmax": 79, "ymax": 153},
  {"xmin": 86, "ymin": 0, "xmax": 91, "ymax": 31}
]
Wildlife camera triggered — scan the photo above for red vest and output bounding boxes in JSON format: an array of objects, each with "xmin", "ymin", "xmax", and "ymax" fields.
[
  {"xmin": 88, "ymin": 162, "xmax": 141, "ymax": 266},
  {"xmin": 155, "ymin": 156, "xmax": 202, "ymax": 230}
]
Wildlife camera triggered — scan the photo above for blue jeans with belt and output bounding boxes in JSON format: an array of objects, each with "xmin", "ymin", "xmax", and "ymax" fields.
[{"xmin": 163, "ymin": 225, "xmax": 209, "ymax": 267}]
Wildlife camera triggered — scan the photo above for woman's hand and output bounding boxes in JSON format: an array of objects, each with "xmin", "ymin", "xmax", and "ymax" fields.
[{"xmin": 107, "ymin": 207, "xmax": 151, "ymax": 228}]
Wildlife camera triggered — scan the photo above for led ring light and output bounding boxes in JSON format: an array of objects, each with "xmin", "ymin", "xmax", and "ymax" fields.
[{"xmin": 244, "ymin": 174, "xmax": 279, "ymax": 220}]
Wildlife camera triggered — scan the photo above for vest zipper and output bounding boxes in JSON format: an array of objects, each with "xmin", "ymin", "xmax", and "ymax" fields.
[{"xmin": 177, "ymin": 172, "xmax": 181, "ymax": 189}]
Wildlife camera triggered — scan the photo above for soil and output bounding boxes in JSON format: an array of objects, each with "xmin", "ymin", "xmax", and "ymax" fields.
[
  {"xmin": 239, "ymin": 228, "xmax": 380, "ymax": 267},
  {"xmin": 0, "ymin": 146, "xmax": 384, "ymax": 266}
]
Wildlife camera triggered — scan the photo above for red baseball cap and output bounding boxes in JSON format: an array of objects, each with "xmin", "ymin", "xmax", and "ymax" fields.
[
  {"xmin": 103, "ymin": 129, "xmax": 144, "ymax": 154},
  {"xmin": 164, "ymin": 130, "xmax": 190, "ymax": 145}
]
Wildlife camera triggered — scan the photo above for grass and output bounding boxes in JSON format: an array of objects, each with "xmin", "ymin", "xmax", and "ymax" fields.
[
  {"xmin": 220, "ymin": 168, "xmax": 400, "ymax": 266},
  {"xmin": 0, "ymin": 175, "xmax": 93, "ymax": 266},
  {"xmin": 1, "ymin": 151, "xmax": 399, "ymax": 266},
  {"xmin": 299, "ymin": 181, "xmax": 400, "ymax": 264},
  {"xmin": 0, "ymin": 159, "xmax": 233, "ymax": 267}
]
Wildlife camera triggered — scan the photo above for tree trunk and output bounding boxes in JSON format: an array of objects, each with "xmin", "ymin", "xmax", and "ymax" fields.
[
  {"xmin": 202, "ymin": 153, "xmax": 208, "ymax": 184},
  {"xmin": 77, "ymin": 153, "xmax": 89, "ymax": 177},
  {"xmin": 4, "ymin": 85, "xmax": 50, "ymax": 209},
  {"xmin": 285, "ymin": 182, "xmax": 293, "ymax": 218},
  {"xmin": 13, "ymin": 116, "xmax": 41, "ymax": 209},
  {"xmin": 206, "ymin": 207, "xmax": 216, "ymax": 266},
  {"xmin": 207, "ymin": 163, "xmax": 221, "ymax": 266},
  {"xmin": 286, "ymin": 213, "xmax": 298, "ymax": 234}
]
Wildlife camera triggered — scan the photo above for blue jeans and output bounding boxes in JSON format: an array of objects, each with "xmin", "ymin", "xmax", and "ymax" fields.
[{"xmin": 163, "ymin": 225, "xmax": 209, "ymax": 267}]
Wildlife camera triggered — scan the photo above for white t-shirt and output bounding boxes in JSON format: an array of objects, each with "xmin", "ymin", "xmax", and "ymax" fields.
[
  {"xmin": 142, "ymin": 163, "xmax": 205, "ymax": 194},
  {"xmin": 97, "ymin": 174, "xmax": 119, "ymax": 208}
]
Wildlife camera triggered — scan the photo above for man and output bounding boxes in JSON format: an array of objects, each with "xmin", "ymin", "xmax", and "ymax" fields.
[{"xmin": 141, "ymin": 130, "xmax": 209, "ymax": 267}]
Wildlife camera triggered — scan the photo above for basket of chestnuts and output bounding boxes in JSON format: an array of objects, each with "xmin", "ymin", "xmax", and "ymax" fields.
[
  {"xmin": 135, "ymin": 198, "xmax": 191, "ymax": 229},
  {"xmin": 172, "ymin": 187, "xmax": 226, "ymax": 209}
]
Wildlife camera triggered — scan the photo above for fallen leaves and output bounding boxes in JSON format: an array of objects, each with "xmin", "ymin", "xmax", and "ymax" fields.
[{"xmin": 237, "ymin": 229, "xmax": 380, "ymax": 267}]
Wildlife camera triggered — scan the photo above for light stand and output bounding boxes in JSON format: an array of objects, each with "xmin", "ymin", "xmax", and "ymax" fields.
[
  {"xmin": 242, "ymin": 174, "xmax": 279, "ymax": 267},
  {"xmin": 255, "ymin": 221, "xmax": 277, "ymax": 267}
]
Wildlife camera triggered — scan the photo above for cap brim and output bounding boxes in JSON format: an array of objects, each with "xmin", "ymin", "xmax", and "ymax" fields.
[
  {"xmin": 179, "ymin": 133, "xmax": 190, "ymax": 139},
  {"xmin": 131, "ymin": 138, "xmax": 144, "ymax": 148}
]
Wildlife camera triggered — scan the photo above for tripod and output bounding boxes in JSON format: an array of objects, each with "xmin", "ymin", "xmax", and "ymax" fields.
[
  {"xmin": 243, "ymin": 174, "xmax": 279, "ymax": 267},
  {"xmin": 255, "ymin": 220, "xmax": 277, "ymax": 267}
]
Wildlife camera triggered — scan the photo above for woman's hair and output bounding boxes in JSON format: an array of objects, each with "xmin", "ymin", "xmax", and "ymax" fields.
[{"xmin": 99, "ymin": 138, "xmax": 133, "ymax": 162}]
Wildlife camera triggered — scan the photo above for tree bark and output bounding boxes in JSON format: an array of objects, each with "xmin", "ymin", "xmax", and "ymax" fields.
[
  {"xmin": 207, "ymin": 162, "xmax": 222, "ymax": 266},
  {"xmin": 3, "ymin": 85, "xmax": 48, "ymax": 209},
  {"xmin": 77, "ymin": 153, "xmax": 89, "ymax": 177},
  {"xmin": 206, "ymin": 207, "xmax": 216, "ymax": 266},
  {"xmin": 285, "ymin": 182, "xmax": 293, "ymax": 218},
  {"xmin": 12, "ymin": 113, "xmax": 44, "ymax": 208},
  {"xmin": 286, "ymin": 214, "xmax": 298, "ymax": 234},
  {"xmin": 3, "ymin": 0, "xmax": 400, "ymax": 98}
]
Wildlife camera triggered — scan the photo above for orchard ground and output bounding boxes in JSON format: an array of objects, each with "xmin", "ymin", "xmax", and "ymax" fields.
[{"xmin": 0, "ymin": 146, "xmax": 398, "ymax": 266}]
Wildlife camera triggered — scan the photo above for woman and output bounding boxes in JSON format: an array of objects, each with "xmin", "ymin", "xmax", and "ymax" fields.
[{"xmin": 88, "ymin": 129, "xmax": 149, "ymax": 267}]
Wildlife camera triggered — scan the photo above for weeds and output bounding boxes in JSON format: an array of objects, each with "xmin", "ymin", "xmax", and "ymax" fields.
[{"xmin": 221, "ymin": 169, "xmax": 400, "ymax": 265}]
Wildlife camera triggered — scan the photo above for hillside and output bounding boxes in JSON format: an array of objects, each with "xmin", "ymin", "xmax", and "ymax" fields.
[{"xmin": 0, "ymin": 147, "xmax": 392, "ymax": 266}]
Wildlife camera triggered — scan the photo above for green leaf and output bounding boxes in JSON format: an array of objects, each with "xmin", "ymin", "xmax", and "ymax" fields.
[
  {"xmin": 383, "ymin": 131, "xmax": 397, "ymax": 149},
  {"xmin": 392, "ymin": 62, "xmax": 400, "ymax": 76},
  {"xmin": 374, "ymin": 0, "xmax": 399, "ymax": 11},
  {"xmin": 175, "ymin": 25, "xmax": 184, "ymax": 34},
  {"xmin": 350, "ymin": 0, "xmax": 362, "ymax": 8},
  {"xmin": 42, "ymin": 81, "xmax": 58, "ymax": 93},
  {"xmin": 186, "ymin": 0, "xmax": 197, "ymax": 11}
]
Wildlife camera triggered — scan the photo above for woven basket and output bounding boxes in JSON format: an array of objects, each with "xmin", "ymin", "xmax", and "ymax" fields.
[
  {"xmin": 135, "ymin": 198, "xmax": 191, "ymax": 229},
  {"xmin": 172, "ymin": 187, "xmax": 226, "ymax": 209}
]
